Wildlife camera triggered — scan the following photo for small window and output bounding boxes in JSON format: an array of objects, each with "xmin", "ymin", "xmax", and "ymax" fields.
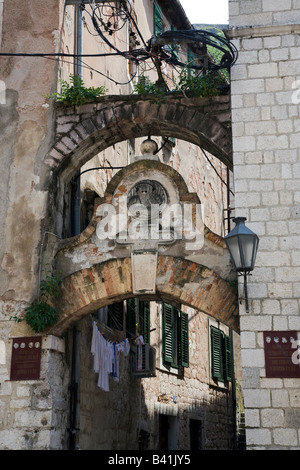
[
  {"xmin": 93, "ymin": 302, "xmax": 124, "ymax": 331},
  {"xmin": 210, "ymin": 326, "xmax": 233, "ymax": 382},
  {"xmin": 162, "ymin": 303, "xmax": 189, "ymax": 368},
  {"xmin": 107, "ymin": 301, "xmax": 124, "ymax": 330}
]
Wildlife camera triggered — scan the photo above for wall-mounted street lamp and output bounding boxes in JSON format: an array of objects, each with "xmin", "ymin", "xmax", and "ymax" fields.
[{"xmin": 225, "ymin": 217, "xmax": 259, "ymax": 312}]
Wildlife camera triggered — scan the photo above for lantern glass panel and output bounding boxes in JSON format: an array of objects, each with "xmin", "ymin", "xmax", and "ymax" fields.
[
  {"xmin": 240, "ymin": 234, "xmax": 257, "ymax": 271},
  {"xmin": 225, "ymin": 236, "xmax": 241, "ymax": 270}
]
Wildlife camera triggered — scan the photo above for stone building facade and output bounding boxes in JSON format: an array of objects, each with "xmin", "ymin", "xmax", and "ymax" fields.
[
  {"xmin": 228, "ymin": 0, "xmax": 300, "ymax": 450},
  {"xmin": 2, "ymin": 0, "xmax": 299, "ymax": 452},
  {"xmin": 0, "ymin": 0, "xmax": 239, "ymax": 450}
]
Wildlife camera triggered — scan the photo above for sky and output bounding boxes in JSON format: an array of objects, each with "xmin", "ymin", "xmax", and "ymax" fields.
[{"xmin": 179, "ymin": 0, "xmax": 229, "ymax": 24}]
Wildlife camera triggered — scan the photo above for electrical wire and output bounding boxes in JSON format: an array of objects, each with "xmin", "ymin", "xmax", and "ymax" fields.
[
  {"xmin": 0, "ymin": 2, "xmax": 238, "ymax": 96},
  {"xmin": 201, "ymin": 148, "xmax": 234, "ymax": 196}
]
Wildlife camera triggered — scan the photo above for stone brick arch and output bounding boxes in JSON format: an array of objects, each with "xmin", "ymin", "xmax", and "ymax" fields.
[
  {"xmin": 49, "ymin": 256, "xmax": 238, "ymax": 337},
  {"xmin": 46, "ymin": 93, "xmax": 232, "ymax": 180}
]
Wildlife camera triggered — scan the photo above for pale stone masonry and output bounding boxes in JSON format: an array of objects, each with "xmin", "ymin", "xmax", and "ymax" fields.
[{"xmin": 228, "ymin": 0, "xmax": 300, "ymax": 449}]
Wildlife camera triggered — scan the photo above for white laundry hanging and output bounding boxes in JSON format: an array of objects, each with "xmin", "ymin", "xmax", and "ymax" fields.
[{"xmin": 91, "ymin": 322, "xmax": 131, "ymax": 392}]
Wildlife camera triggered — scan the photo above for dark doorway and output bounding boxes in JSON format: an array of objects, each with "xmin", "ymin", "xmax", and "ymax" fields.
[
  {"xmin": 189, "ymin": 419, "xmax": 203, "ymax": 450},
  {"xmin": 159, "ymin": 414, "xmax": 177, "ymax": 450}
]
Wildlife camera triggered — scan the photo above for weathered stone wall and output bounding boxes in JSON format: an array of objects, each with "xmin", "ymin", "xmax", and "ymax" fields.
[
  {"xmin": 0, "ymin": 0, "xmax": 236, "ymax": 450},
  {"xmin": 78, "ymin": 304, "xmax": 235, "ymax": 450},
  {"xmin": 229, "ymin": 0, "xmax": 300, "ymax": 449},
  {"xmin": 0, "ymin": 335, "xmax": 69, "ymax": 449},
  {"xmin": 0, "ymin": 0, "xmax": 66, "ymax": 450}
]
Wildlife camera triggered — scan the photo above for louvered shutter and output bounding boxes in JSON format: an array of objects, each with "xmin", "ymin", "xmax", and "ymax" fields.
[
  {"xmin": 162, "ymin": 303, "xmax": 175, "ymax": 365},
  {"xmin": 211, "ymin": 326, "xmax": 224, "ymax": 380},
  {"xmin": 154, "ymin": 1, "xmax": 163, "ymax": 37},
  {"xmin": 224, "ymin": 334, "xmax": 233, "ymax": 382},
  {"xmin": 179, "ymin": 312, "xmax": 189, "ymax": 368},
  {"xmin": 127, "ymin": 298, "xmax": 137, "ymax": 337},
  {"xmin": 139, "ymin": 301, "xmax": 150, "ymax": 343}
]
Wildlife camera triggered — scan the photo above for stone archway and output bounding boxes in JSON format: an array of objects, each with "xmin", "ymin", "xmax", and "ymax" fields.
[
  {"xmin": 45, "ymin": 93, "xmax": 232, "ymax": 181},
  {"xmin": 49, "ymin": 157, "xmax": 238, "ymax": 336},
  {"xmin": 49, "ymin": 255, "xmax": 238, "ymax": 336}
]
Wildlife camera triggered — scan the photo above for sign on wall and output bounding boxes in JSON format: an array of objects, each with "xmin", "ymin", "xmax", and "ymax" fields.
[
  {"xmin": 264, "ymin": 331, "xmax": 300, "ymax": 378},
  {"xmin": 10, "ymin": 337, "xmax": 42, "ymax": 381}
]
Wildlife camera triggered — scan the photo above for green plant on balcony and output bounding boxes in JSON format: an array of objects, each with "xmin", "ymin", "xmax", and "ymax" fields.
[
  {"xmin": 49, "ymin": 74, "xmax": 107, "ymax": 106},
  {"xmin": 134, "ymin": 70, "xmax": 224, "ymax": 100},
  {"xmin": 174, "ymin": 69, "xmax": 224, "ymax": 97}
]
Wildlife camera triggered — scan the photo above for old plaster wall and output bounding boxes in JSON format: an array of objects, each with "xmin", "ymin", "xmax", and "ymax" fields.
[
  {"xmin": 229, "ymin": 0, "xmax": 300, "ymax": 450},
  {"xmin": 0, "ymin": 0, "xmax": 71, "ymax": 450}
]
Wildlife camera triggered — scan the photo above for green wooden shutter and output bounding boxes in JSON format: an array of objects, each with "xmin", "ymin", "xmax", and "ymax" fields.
[
  {"xmin": 224, "ymin": 334, "xmax": 233, "ymax": 382},
  {"xmin": 179, "ymin": 312, "xmax": 189, "ymax": 368},
  {"xmin": 139, "ymin": 301, "xmax": 150, "ymax": 343},
  {"xmin": 211, "ymin": 326, "xmax": 224, "ymax": 380},
  {"xmin": 154, "ymin": 1, "xmax": 163, "ymax": 37},
  {"xmin": 126, "ymin": 298, "xmax": 137, "ymax": 337},
  {"xmin": 162, "ymin": 303, "xmax": 175, "ymax": 365}
]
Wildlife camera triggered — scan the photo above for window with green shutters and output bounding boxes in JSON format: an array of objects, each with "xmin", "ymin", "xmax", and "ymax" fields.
[
  {"xmin": 154, "ymin": 1, "xmax": 164, "ymax": 37},
  {"xmin": 126, "ymin": 298, "xmax": 151, "ymax": 343},
  {"xmin": 162, "ymin": 303, "xmax": 189, "ymax": 368},
  {"xmin": 210, "ymin": 326, "xmax": 233, "ymax": 382}
]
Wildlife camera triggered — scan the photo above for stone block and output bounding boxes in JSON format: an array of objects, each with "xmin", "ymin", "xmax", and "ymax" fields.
[
  {"xmin": 241, "ymin": 331, "xmax": 256, "ymax": 349},
  {"xmin": 242, "ymin": 348, "xmax": 265, "ymax": 368},
  {"xmin": 245, "ymin": 409, "xmax": 260, "ymax": 427},
  {"xmin": 248, "ymin": 63, "xmax": 278, "ymax": 79},
  {"xmin": 262, "ymin": 0, "xmax": 291, "ymax": 11},
  {"xmin": 243, "ymin": 367, "xmax": 261, "ymax": 389},
  {"xmin": 240, "ymin": 315, "xmax": 272, "ymax": 331},
  {"xmin": 263, "ymin": 36, "xmax": 281, "ymax": 49},
  {"xmin": 285, "ymin": 408, "xmax": 300, "ymax": 427},
  {"xmin": 242, "ymin": 38, "xmax": 263, "ymax": 51},
  {"xmin": 268, "ymin": 282, "xmax": 293, "ymax": 298},
  {"xmin": 231, "ymin": 79, "xmax": 265, "ymax": 96},
  {"xmin": 273, "ymin": 428, "xmax": 298, "ymax": 446},
  {"xmin": 271, "ymin": 389, "xmax": 289, "ymax": 407},
  {"xmin": 257, "ymin": 135, "xmax": 288, "ymax": 151},
  {"xmin": 261, "ymin": 409, "xmax": 285, "ymax": 427}
]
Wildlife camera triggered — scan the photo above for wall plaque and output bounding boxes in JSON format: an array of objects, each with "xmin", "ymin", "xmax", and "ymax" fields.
[
  {"xmin": 10, "ymin": 336, "xmax": 42, "ymax": 381},
  {"xmin": 264, "ymin": 331, "xmax": 300, "ymax": 378}
]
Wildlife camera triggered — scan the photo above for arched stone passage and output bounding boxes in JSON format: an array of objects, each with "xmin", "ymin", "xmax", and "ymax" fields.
[
  {"xmin": 45, "ymin": 93, "xmax": 232, "ymax": 180},
  {"xmin": 49, "ymin": 256, "xmax": 239, "ymax": 336}
]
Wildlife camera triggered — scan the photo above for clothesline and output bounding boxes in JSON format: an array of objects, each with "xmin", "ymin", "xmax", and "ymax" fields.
[
  {"xmin": 91, "ymin": 322, "xmax": 156, "ymax": 392},
  {"xmin": 92, "ymin": 321, "xmax": 142, "ymax": 392},
  {"xmin": 93, "ymin": 318, "xmax": 156, "ymax": 344}
]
